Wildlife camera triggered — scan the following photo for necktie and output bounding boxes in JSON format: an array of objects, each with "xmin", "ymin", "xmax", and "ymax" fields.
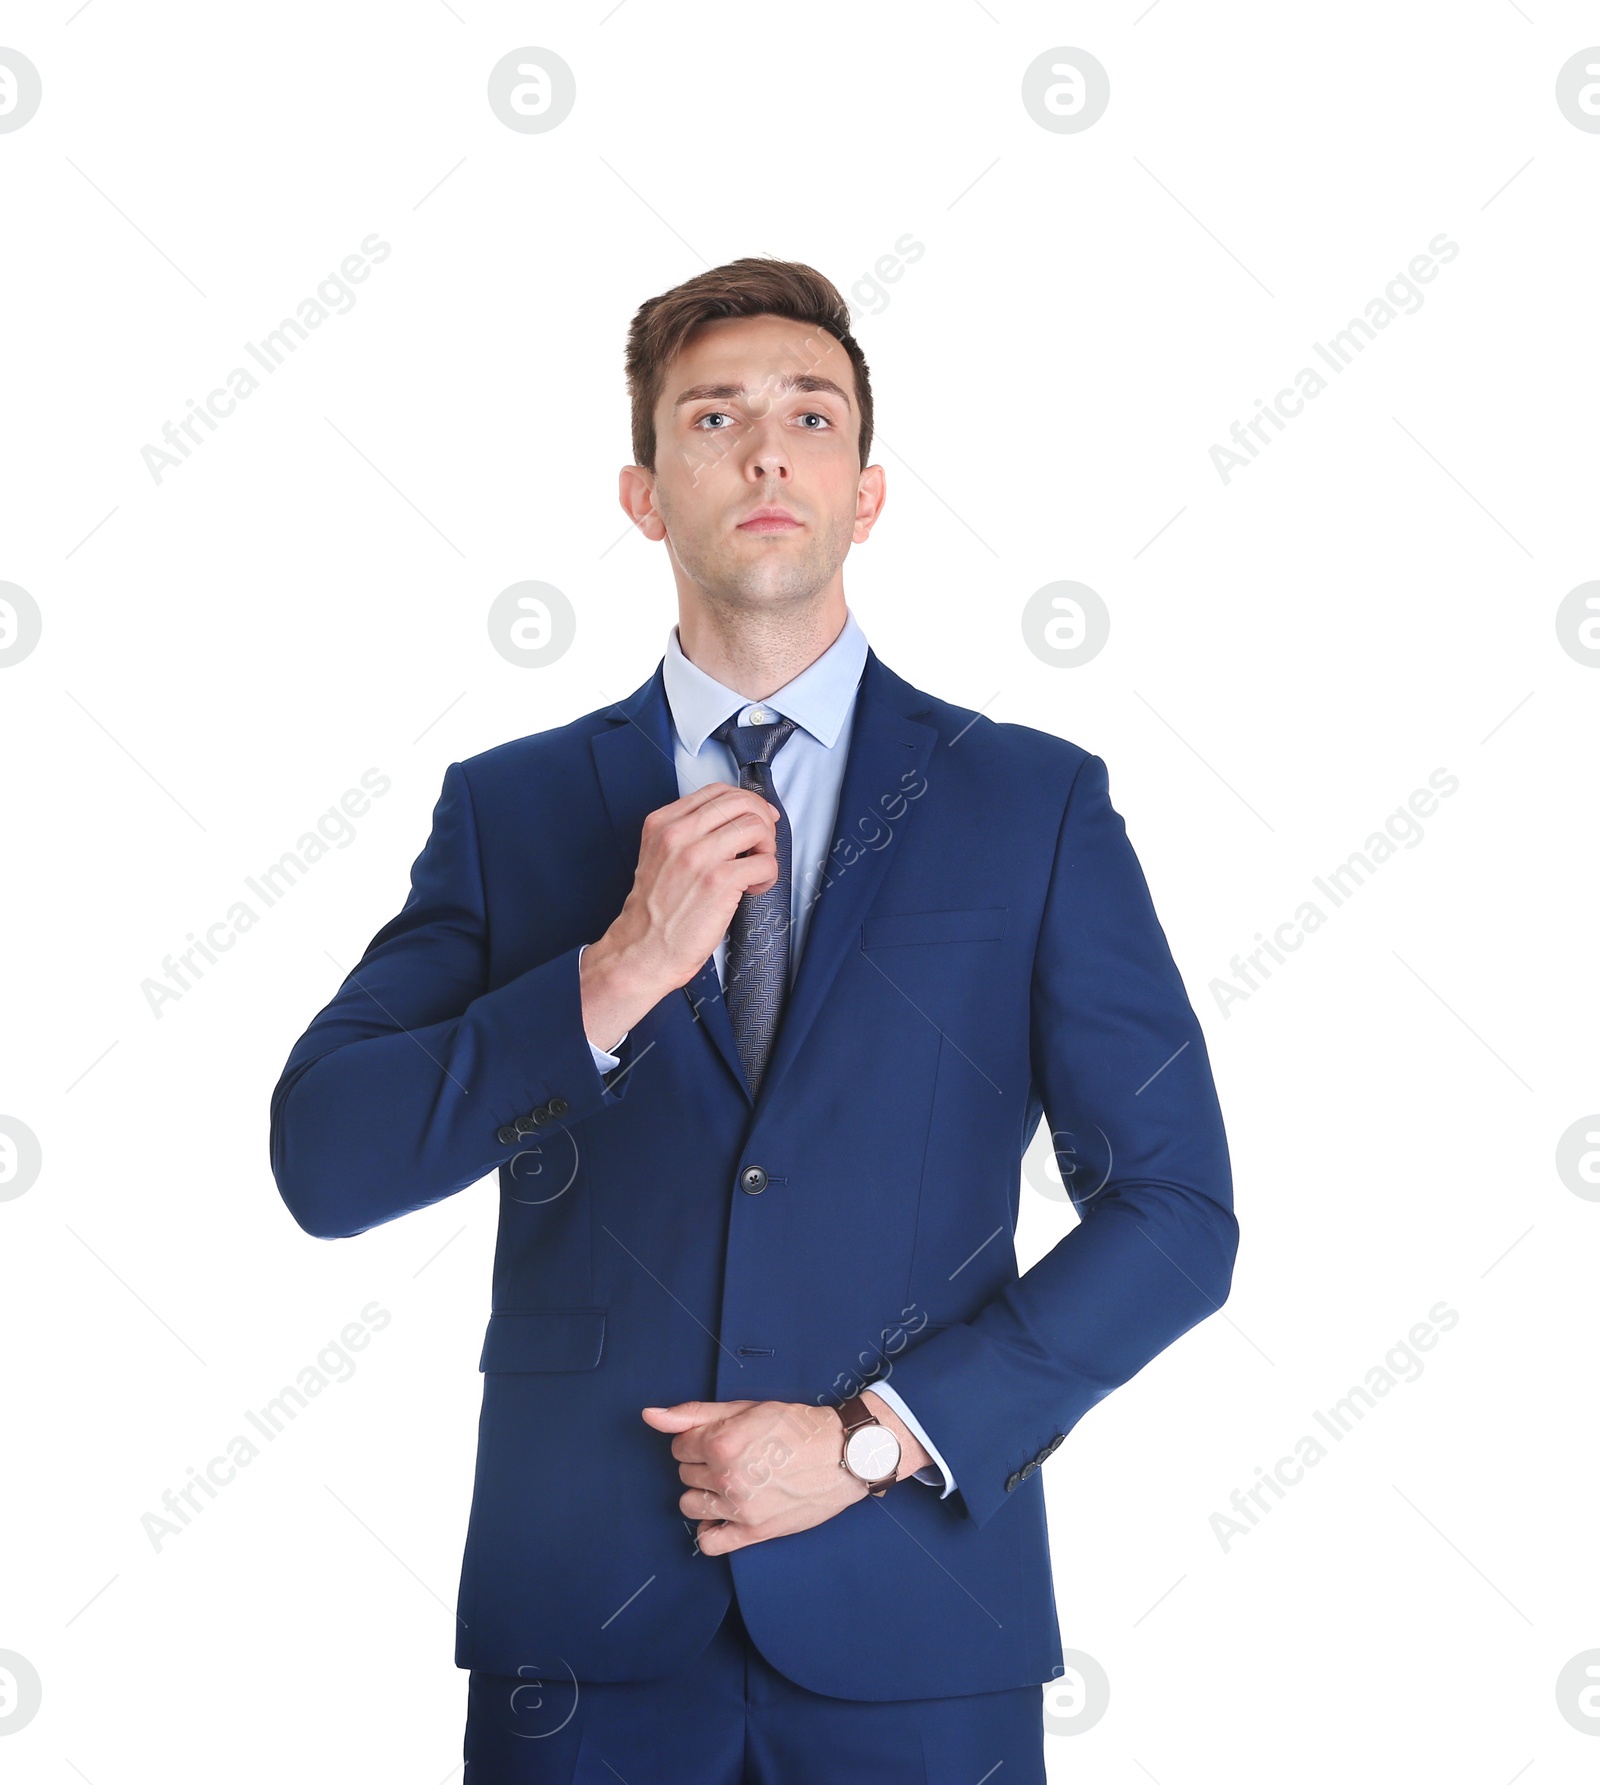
[{"xmin": 712, "ymin": 711, "xmax": 800, "ymax": 1097}]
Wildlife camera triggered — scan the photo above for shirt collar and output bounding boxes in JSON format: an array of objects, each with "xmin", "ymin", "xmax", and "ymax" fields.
[{"xmin": 661, "ymin": 606, "xmax": 869, "ymax": 758}]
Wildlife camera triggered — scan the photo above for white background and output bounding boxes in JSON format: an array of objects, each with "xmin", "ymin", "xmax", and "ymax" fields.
[{"xmin": 2, "ymin": 4, "xmax": 1596, "ymax": 1780}]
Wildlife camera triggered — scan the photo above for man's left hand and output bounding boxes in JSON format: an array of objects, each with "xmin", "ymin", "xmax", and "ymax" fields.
[{"xmin": 640, "ymin": 1392, "xmax": 929, "ymax": 1555}]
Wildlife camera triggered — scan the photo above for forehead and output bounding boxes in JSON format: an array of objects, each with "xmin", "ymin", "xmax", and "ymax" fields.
[{"xmin": 661, "ymin": 313, "xmax": 856, "ymax": 414}]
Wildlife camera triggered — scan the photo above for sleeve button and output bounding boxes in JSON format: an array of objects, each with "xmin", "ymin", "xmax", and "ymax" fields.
[
  {"xmin": 1005, "ymin": 1471, "xmax": 1022, "ymax": 1492},
  {"xmin": 547, "ymin": 1096, "xmax": 570, "ymax": 1116},
  {"xmin": 514, "ymin": 1115, "xmax": 539, "ymax": 1134},
  {"xmin": 496, "ymin": 1125, "xmax": 519, "ymax": 1146}
]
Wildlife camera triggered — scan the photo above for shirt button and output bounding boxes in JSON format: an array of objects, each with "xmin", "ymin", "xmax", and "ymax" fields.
[{"xmin": 740, "ymin": 1165, "xmax": 769, "ymax": 1194}]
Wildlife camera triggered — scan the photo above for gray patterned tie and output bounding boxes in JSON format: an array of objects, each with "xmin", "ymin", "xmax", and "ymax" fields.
[{"xmin": 712, "ymin": 711, "xmax": 800, "ymax": 1097}]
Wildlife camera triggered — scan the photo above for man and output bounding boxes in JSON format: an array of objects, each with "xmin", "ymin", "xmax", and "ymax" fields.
[{"xmin": 269, "ymin": 257, "xmax": 1238, "ymax": 1783}]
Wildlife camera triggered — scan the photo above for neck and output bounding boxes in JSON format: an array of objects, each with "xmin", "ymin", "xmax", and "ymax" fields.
[{"xmin": 675, "ymin": 593, "xmax": 846, "ymax": 702}]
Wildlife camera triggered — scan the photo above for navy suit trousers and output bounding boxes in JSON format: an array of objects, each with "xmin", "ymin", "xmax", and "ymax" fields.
[{"xmin": 462, "ymin": 1592, "xmax": 1047, "ymax": 1784}]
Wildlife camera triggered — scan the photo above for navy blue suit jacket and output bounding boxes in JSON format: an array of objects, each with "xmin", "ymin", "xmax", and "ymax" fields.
[{"xmin": 268, "ymin": 646, "xmax": 1238, "ymax": 1701}]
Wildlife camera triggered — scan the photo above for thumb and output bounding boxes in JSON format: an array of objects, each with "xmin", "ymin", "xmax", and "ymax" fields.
[{"xmin": 640, "ymin": 1400, "xmax": 743, "ymax": 1431}]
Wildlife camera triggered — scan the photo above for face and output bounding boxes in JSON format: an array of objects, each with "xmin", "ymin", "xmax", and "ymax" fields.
[{"xmin": 620, "ymin": 313, "xmax": 885, "ymax": 616}]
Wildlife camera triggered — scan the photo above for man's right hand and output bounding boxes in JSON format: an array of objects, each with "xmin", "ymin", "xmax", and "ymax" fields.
[{"xmin": 578, "ymin": 782, "xmax": 782, "ymax": 1054}]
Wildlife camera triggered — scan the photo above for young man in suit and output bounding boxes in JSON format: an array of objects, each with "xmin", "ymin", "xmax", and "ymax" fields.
[{"xmin": 270, "ymin": 257, "xmax": 1238, "ymax": 1783}]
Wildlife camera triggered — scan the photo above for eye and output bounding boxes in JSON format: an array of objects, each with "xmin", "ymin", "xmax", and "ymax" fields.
[
  {"xmin": 797, "ymin": 411, "xmax": 832, "ymax": 429},
  {"xmin": 694, "ymin": 411, "xmax": 734, "ymax": 430}
]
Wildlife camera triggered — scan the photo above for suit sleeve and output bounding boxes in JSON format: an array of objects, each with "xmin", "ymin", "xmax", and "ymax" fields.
[
  {"xmin": 877, "ymin": 752, "xmax": 1238, "ymax": 1529},
  {"xmin": 269, "ymin": 761, "xmax": 636, "ymax": 1240}
]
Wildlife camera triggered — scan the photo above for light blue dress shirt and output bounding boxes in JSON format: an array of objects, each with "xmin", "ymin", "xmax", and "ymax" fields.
[{"xmin": 577, "ymin": 607, "xmax": 957, "ymax": 1497}]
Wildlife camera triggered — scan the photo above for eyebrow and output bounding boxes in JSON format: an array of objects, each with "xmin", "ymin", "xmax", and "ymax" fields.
[{"xmin": 671, "ymin": 372, "xmax": 853, "ymax": 413}]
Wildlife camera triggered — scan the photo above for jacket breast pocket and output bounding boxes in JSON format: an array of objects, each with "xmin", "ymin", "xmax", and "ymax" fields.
[
  {"xmin": 860, "ymin": 906, "xmax": 1008, "ymax": 949},
  {"xmin": 479, "ymin": 1308, "xmax": 607, "ymax": 1372}
]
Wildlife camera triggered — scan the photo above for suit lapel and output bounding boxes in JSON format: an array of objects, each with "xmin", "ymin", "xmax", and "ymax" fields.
[
  {"xmin": 588, "ymin": 648, "xmax": 938, "ymax": 1114},
  {"xmin": 752, "ymin": 649, "xmax": 936, "ymax": 1116},
  {"xmin": 590, "ymin": 659, "xmax": 678, "ymax": 876}
]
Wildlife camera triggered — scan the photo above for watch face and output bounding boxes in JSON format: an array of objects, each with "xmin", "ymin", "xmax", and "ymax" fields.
[{"xmin": 845, "ymin": 1423, "xmax": 901, "ymax": 1482}]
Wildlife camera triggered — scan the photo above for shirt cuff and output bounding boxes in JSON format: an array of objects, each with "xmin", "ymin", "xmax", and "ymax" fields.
[
  {"xmin": 577, "ymin": 943, "xmax": 628, "ymax": 1071},
  {"xmin": 864, "ymin": 1377, "xmax": 957, "ymax": 1498}
]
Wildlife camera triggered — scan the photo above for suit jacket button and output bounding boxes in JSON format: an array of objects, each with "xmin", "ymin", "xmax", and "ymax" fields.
[
  {"xmin": 1005, "ymin": 1471, "xmax": 1022, "ymax": 1492},
  {"xmin": 740, "ymin": 1165, "xmax": 769, "ymax": 1194},
  {"xmin": 514, "ymin": 1115, "xmax": 539, "ymax": 1134},
  {"xmin": 1020, "ymin": 1460, "xmax": 1038, "ymax": 1479},
  {"xmin": 529, "ymin": 1107, "xmax": 550, "ymax": 1126},
  {"xmin": 547, "ymin": 1096, "xmax": 570, "ymax": 1116},
  {"xmin": 496, "ymin": 1125, "xmax": 519, "ymax": 1146},
  {"xmin": 1043, "ymin": 1434, "xmax": 1065, "ymax": 1457}
]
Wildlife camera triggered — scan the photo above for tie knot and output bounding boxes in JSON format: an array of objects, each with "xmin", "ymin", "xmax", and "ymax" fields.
[{"xmin": 714, "ymin": 711, "xmax": 798, "ymax": 771}]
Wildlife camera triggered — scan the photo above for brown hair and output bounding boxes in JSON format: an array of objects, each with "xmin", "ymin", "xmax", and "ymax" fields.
[{"xmin": 625, "ymin": 257, "xmax": 873, "ymax": 473}]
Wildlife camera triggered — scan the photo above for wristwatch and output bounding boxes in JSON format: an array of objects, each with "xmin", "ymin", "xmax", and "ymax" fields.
[{"xmin": 837, "ymin": 1394, "xmax": 902, "ymax": 1496}]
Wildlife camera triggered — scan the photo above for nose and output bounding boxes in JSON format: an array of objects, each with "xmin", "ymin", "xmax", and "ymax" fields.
[{"xmin": 744, "ymin": 411, "xmax": 792, "ymax": 478}]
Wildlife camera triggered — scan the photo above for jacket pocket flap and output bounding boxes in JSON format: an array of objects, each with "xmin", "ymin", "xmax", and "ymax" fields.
[
  {"xmin": 479, "ymin": 1308, "xmax": 607, "ymax": 1372},
  {"xmin": 861, "ymin": 906, "xmax": 1008, "ymax": 949}
]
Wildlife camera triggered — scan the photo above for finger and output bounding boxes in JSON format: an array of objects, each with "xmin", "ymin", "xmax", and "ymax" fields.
[
  {"xmin": 726, "ymin": 850, "xmax": 782, "ymax": 899},
  {"xmin": 720, "ymin": 813, "xmax": 779, "ymax": 858},
  {"xmin": 665, "ymin": 781, "xmax": 773, "ymax": 818},
  {"xmin": 692, "ymin": 1516, "xmax": 729, "ymax": 1556},
  {"xmin": 654, "ymin": 784, "xmax": 780, "ymax": 843},
  {"xmin": 640, "ymin": 1401, "xmax": 734, "ymax": 1432},
  {"xmin": 696, "ymin": 781, "xmax": 781, "ymax": 829},
  {"xmin": 698, "ymin": 814, "xmax": 782, "ymax": 885},
  {"xmin": 697, "ymin": 1517, "xmax": 757, "ymax": 1556},
  {"xmin": 682, "ymin": 1485, "xmax": 731, "ymax": 1521}
]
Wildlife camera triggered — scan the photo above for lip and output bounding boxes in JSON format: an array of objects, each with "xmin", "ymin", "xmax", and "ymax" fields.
[{"xmin": 736, "ymin": 506, "xmax": 804, "ymax": 533}]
